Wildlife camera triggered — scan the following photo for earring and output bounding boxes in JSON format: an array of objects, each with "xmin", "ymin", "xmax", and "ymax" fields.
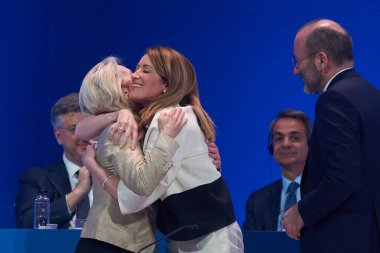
[{"xmin": 163, "ymin": 88, "xmax": 167, "ymax": 94}]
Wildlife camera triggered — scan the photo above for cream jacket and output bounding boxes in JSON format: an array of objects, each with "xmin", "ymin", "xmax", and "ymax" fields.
[{"xmin": 81, "ymin": 124, "xmax": 179, "ymax": 253}]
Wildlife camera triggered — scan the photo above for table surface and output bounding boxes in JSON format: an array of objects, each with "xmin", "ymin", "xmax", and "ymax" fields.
[{"xmin": 0, "ymin": 229, "xmax": 300, "ymax": 253}]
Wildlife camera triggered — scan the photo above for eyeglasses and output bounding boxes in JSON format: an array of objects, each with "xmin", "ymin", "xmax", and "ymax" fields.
[
  {"xmin": 58, "ymin": 125, "xmax": 76, "ymax": 134},
  {"xmin": 292, "ymin": 51, "xmax": 318, "ymax": 68}
]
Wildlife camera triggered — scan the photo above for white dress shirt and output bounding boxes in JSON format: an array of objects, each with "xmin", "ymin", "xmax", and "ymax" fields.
[{"xmin": 277, "ymin": 174, "xmax": 302, "ymax": 231}]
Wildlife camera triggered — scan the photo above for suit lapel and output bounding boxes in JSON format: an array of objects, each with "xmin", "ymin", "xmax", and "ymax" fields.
[
  {"xmin": 46, "ymin": 160, "xmax": 72, "ymax": 195},
  {"xmin": 267, "ymin": 179, "xmax": 282, "ymax": 230},
  {"xmin": 273, "ymin": 180, "xmax": 282, "ymax": 229}
]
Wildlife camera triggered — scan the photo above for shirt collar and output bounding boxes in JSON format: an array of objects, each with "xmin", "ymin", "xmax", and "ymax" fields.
[
  {"xmin": 62, "ymin": 153, "xmax": 81, "ymax": 180},
  {"xmin": 323, "ymin": 67, "xmax": 353, "ymax": 92},
  {"xmin": 281, "ymin": 174, "xmax": 302, "ymax": 193}
]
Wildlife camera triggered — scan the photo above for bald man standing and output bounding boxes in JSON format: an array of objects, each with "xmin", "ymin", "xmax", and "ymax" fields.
[{"xmin": 283, "ymin": 19, "xmax": 380, "ymax": 253}]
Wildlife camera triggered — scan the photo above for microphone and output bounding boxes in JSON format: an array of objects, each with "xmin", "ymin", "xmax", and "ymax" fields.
[{"xmin": 136, "ymin": 224, "xmax": 198, "ymax": 253}]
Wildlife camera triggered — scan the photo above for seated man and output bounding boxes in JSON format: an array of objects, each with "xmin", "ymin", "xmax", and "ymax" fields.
[
  {"xmin": 243, "ymin": 109, "xmax": 312, "ymax": 231},
  {"xmin": 14, "ymin": 93, "xmax": 92, "ymax": 228}
]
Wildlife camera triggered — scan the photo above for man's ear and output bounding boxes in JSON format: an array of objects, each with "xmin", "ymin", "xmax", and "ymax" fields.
[
  {"xmin": 315, "ymin": 51, "xmax": 328, "ymax": 72},
  {"xmin": 54, "ymin": 128, "xmax": 63, "ymax": 145}
]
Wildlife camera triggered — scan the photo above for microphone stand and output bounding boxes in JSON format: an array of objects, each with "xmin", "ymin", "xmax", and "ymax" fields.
[{"xmin": 136, "ymin": 224, "xmax": 198, "ymax": 253}]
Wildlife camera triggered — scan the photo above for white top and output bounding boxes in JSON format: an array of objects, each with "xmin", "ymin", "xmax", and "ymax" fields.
[
  {"xmin": 117, "ymin": 105, "xmax": 220, "ymax": 213},
  {"xmin": 116, "ymin": 105, "xmax": 244, "ymax": 252}
]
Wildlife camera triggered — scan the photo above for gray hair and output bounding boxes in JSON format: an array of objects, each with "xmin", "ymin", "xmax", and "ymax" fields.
[
  {"xmin": 304, "ymin": 19, "xmax": 354, "ymax": 65},
  {"xmin": 269, "ymin": 109, "xmax": 313, "ymax": 144},
  {"xmin": 50, "ymin": 93, "xmax": 81, "ymax": 128}
]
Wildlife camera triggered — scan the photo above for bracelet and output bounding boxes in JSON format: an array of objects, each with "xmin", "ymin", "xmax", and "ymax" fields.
[{"xmin": 102, "ymin": 175, "xmax": 114, "ymax": 190}]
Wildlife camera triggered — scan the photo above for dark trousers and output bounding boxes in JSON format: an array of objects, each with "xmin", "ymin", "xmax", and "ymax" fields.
[{"xmin": 75, "ymin": 238, "xmax": 135, "ymax": 253}]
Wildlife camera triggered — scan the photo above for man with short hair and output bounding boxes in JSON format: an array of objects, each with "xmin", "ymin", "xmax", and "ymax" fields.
[
  {"xmin": 284, "ymin": 19, "xmax": 380, "ymax": 253},
  {"xmin": 15, "ymin": 93, "xmax": 92, "ymax": 228},
  {"xmin": 243, "ymin": 109, "xmax": 311, "ymax": 231}
]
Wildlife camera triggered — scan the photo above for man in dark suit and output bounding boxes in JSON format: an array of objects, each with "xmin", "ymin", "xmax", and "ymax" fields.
[
  {"xmin": 14, "ymin": 93, "xmax": 91, "ymax": 228},
  {"xmin": 283, "ymin": 19, "xmax": 380, "ymax": 253},
  {"xmin": 243, "ymin": 109, "xmax": 311, "ymax": 231}
]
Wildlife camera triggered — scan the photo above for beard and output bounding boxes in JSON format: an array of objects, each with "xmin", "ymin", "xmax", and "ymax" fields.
[{"xmin": 301, "ymin": 61, "xmax": 324, "ymax": 94}]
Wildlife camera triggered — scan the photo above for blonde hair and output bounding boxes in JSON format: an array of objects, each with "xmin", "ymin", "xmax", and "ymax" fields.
[
  {"xmin": 139, "ymin": 46, "xmax": 215, "ymax": 141},
  {"xmin": 79, "ymin": 56, "xmax": 130, "ymax": 115}
]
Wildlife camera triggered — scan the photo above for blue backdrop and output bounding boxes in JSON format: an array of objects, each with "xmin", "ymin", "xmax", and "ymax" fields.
[{"xmin": 2, "ymin": 0, "xmax": 380, "ymax": 228}]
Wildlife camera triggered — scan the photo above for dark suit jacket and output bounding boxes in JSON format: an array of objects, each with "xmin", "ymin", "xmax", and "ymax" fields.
[
  {"xmin": 243, "ymin": 179, "xmax": 281, "ymax": 231},
  {"xmin": 298, "ymin": 69, "xmax": 380, "ymax": 253},
  {"xmin": 14, "ymin": 160, "xmax": 74, "ymax": 228}
]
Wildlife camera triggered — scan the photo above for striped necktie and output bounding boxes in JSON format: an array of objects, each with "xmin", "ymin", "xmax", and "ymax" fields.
[{"xmin": 284, "ymin": 182, "xmax": 299, "ymax": 212}]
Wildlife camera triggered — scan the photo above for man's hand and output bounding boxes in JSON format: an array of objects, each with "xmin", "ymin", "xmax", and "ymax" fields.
[
  {"xmin": 283, "ymin": 204, "xmax": 304, "ymax": 240},
  {"xmin": 66, "ymin": 166, "xmax": 92, "ymax": 212},
  {"xmin": 81, "ymin": 141, "xmax": 97, "ymax": 172},
  {"xmin": 208, "ymin": 142, "xmax": 221, "ymax": 171},
  {"xmin": 76, "ymin": 166, "xmax": 92, "ymax": 195}
]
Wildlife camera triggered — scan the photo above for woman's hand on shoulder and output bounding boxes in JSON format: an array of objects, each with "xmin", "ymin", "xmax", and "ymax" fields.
[
  {"xmin": 158, "ymin": 108, "xmax": 188, "ymax": 138},
  {"xmin": 108, "ymin": 109, "xmax": 138, "ymax": 150}
]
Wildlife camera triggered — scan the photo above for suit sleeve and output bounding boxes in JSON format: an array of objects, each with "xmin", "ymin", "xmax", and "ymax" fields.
[
  {"xmin": 243, "ymin": 193, "xmax": 259, "ymax": 230},
  {"xmin": 298, "ymin": 90, "xmax": 361, "ymax": 227},
  {"xmin": 14, "ymin": 170, "xmax": 40, "ymax": 228},
  {"xmin": 14, "ymin": 169, "xmax": 71, "ymax": 228},
  {"xmin": 102, "ymin": 126, "xmax": 179, "ymax": 196}
]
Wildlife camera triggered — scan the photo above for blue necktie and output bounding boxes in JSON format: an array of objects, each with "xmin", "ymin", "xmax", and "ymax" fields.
[{"xmin": 284, "ymin": 182, "xmax": 299, "ymax": 212}]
